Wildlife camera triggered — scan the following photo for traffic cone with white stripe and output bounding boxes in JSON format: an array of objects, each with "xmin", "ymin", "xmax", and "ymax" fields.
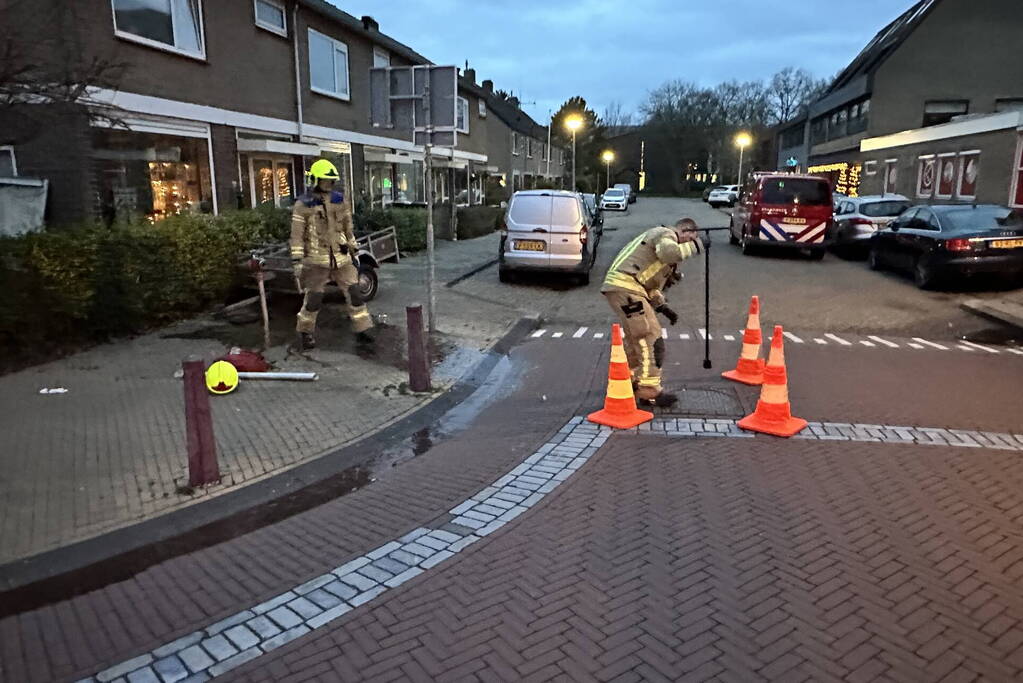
[
  {"xmin": 722, "ymin": 295, "xmax": 765, "ymax": 386},
  {"xmin": 737, "ymin": 325, "xmax": 807, "ymax": 437},
  {"xmin": 588, "ymin": 324, "xmax": 654, "ymax": 429}
]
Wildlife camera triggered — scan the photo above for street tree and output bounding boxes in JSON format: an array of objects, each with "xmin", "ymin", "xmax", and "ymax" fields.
[
  {"xmin": 600, "ymin": 100, "xmax": 635, "ymax": 133},
  {"xmin": 552, "ymin": 96, "xmax": 605, "ymax": 187},
  {"xmin": 767, "ymin": 67, "xmax": 830, "ymax": 123}
]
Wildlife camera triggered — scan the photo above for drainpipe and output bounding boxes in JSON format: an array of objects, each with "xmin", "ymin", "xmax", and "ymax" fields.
[{"xmin": 292, "ymin": 3, "xmax": 305, "ymax": 147}]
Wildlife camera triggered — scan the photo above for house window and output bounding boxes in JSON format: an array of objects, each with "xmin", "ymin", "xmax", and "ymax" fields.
[
  {"xmin": 996, "ymin": 98, "xmax": 1023, "ymax": 113},
  {"xmin": 527, "ymin": 138, "xmax": 533, "ymax": 158},
  {"xmin": 1012, "ymin": 137, "xmax": 1023, "ymax": 208},
  {"xmin": 936, "ymin": 154, "xmax": 956, "ymax": 199},
  {"xmin": 254, "ymin": 0, "xmax": 286, "ymax": 36},
  {"xmin": 308, "ymin": 29, "xmax": 350, "ymax": 100},
  {"xmin": 917, "ymin": 155, "xmax": 936, "ymax": 198},
  {"xmin": 810, "ymin": 117, "xmax": 827, "ymax": 145},
  {"xmin": 478, "ymin": 99, "xmax": 486, "ymax": 117},
  {"xmin": 456, "ymin": 96, "xmax": 469, "ymax": 134},
  {"xmin": 923, "ymin": 100, "xmax": 968, "ymax": 127},
  {"xmin": 512, "ymin": 132, "xmax": 519, "ymax": 156},
  {"xmin": 863, "ymin": 160, "xmax": 877, "ymax": 176},
  {"xmin": 0, "ymin": 146, "xmax": 16, "ymax": 177},
  {"xmin": 956, "ymin": 151, "xmax": 980, "ymax": 200},
  {"xmin": 373, "ymin": 47, "xmax": 390, "ymax": 68},
  {"xmin": 781, "ymin": 124, "xmax": 804, "ymax": 149},
  {"xmin": 112, "ymin": 0, "xmax": 204, "ymax": 58}
]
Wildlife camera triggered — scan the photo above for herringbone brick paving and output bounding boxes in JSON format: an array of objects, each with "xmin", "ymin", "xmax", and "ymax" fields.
[{"xmin": 232, "ymin": 436, "xmax": 1023, "ymax": 682}]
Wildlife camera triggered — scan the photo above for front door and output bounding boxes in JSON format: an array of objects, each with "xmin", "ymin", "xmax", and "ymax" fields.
[{"xmin": 248, "ymin": 156, "xmax": 295, "ymax": 208}]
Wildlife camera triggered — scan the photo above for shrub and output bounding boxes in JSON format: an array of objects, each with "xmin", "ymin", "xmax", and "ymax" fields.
[
  {"xmin": 457, "ymin": 206, "xmax": 503, "ymax": 240},
  {"xmin": 353, "ymin": 206, "xmax": 429, "ymax": 253}
]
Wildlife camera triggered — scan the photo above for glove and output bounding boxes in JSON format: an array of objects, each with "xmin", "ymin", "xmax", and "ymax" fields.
[
  {"xmin": 649, "ymin": 289, "xmax": 665, "ymax": 308},
  {"xmin": 338, "ymin": 244, "xmax": 350, "ymax": 255},
  {"xmin": 657, "ymin": 305, "xmax": 679, "ymax": 326},
  {"xmin": 293, "ymin": 261, "xmax": 303, "ymax": 288}
]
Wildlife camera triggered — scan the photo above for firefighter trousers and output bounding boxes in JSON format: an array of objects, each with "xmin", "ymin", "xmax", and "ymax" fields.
[
  {"xmin": 296, "ymin": 264, "xmax": 373, "ymax": 335},
  {"xmin": 603, "ymin": 290, "xmax": 664, "ymax": 399}
]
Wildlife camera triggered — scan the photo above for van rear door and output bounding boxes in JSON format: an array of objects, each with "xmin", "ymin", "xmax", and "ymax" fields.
[
  {"xmin": 548, "ymin": 195, "xmax": 587, "ymax": 269},
  {"xmin": 505, "ymin": 194, "xmax": 551, "ymax": 267},
  {"xmin": 755, "ymin": 177, "xmax": 833, "ymax": 245}
]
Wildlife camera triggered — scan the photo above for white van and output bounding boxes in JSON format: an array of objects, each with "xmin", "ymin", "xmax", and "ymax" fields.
[{"xmin": 499, "ymin": 191, "xmax": 599, "ymax": 285}]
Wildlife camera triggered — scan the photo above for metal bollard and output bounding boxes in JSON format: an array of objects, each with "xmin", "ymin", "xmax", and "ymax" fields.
[
  {"xmin": 182, "ymin": 360, "xmax": 221, "ymax": 487},
  {"xmin": 406, "ymin": 304, "xmax": 432, "ymax": 393}
]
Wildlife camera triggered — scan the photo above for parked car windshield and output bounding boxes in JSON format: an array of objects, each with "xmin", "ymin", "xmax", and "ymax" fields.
[
  {"xmin": 943, "ymin": 207, "xmax": 1023, "ymax": 231},
  {"xmin": 551, "ymin": 197, "xmax": 582, "ymax": 227},
  {"xmin": 509, "ymin": 196, "xmax": 550, "ymax": 225},
  {"xmin": 861, "ymin": 201, "xmax": 911, "ymax": 217},
  {"xmin": 761, "ymin": 178, "xmax": 830, "ymax": 206},
  {"xmin": 604, "ymin": 190, "xmax": 625, "ymax": 198}
]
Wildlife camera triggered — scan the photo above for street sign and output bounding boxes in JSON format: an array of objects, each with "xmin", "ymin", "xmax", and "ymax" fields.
[
  {"xmin": 369, "ymin": 65, "xmax": 458, "ymax": 145},
  {"xmin": 786, "ymin": 157, "xmax": 799, "ymax": 168}
]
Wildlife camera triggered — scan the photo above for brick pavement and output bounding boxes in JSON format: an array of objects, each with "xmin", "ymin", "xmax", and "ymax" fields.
[{"xmin": 231, "ymin": 434, "xmax": 1023, "ymax": 682}]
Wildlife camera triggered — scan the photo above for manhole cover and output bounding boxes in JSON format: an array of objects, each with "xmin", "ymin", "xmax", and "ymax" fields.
[{"xmin": 654, "ymin": 384, "xmax": 746, "ymax": 418}]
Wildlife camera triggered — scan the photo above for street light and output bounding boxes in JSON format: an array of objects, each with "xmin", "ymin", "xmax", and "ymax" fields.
[
  {"xmin": 735, "ymin": 132, "xmax": 752, "ymax": 188},
  {"xmin": 602, "ymin": 150, "xmax": 615, "ymax": 191},
  {"xmin": 565, "ymin": 115, "xmax": 583, "ymax": 191}
]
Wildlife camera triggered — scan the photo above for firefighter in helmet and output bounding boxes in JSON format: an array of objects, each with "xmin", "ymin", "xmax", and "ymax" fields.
[
  {"xmin": 601, "ymin": 218, "xmax": 704, "ymax": 407},
  {"xmin": 291, "ymin": 159, "xmax": 373, "ymax": 350}
]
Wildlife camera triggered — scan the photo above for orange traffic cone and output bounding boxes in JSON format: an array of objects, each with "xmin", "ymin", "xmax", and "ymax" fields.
[
  {"xmin": 737, "ymin": 325, "xmax": 807, "ymax": 437},
  {"xmin": 588, "ymin": 324, "xmax": 654, "ymax": 429},
  {"xmin": 722, "ymin": 295, "xmax": 765, "ymax": 385}
]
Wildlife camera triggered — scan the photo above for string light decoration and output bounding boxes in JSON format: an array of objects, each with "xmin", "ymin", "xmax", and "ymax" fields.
[
  {"xmin": 276, "ymin": 166, "xmax": 291, "ymax": 199},
  {"xmin": 807, "ymin": 161, "xmax": 862, "ymax": 197}
]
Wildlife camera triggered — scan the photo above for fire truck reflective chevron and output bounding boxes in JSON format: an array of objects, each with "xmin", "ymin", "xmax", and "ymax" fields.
[{"xmin": 758, "ymin": 219, "xmax": 827, "ymax": 244}]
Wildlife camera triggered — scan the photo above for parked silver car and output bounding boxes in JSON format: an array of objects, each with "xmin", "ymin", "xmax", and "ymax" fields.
[
  {"xmin": 499, "ymin": 190, "xmax": 599, "ymax": 285},
  {"xmin": 833, "ymin": 194, "xmax": 911, "ymax": 254},
  {"xmin": 614, "ymin": 183, "xmax": 636, "ymax": 204},
  {"xmin": 599, "ymin": 188, "xmax": 628, "ymax": 211}
]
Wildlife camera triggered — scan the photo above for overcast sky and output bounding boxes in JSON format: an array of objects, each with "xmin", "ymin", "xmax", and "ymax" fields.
[{"xmin": 332, "ymin": 0, "xmax": 916, "ymax": 123}]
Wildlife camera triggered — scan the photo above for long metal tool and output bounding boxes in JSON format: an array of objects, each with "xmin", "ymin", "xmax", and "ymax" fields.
[{"xmin": 698, "ymin": 227, "xmax": 731, "ymax": 369}]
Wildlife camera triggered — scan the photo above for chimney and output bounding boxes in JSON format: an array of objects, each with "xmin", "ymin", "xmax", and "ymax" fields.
[
  {"xmin": 509, "ymin": 96, "xmax": 519, "ymax": 108},
  {"xmin": 361, "ymin": 15, "xmax": 378, "ymax": 32},
  {"xmin": 482, "ymin": 79, "xmax": 494, "ymax": 93},
  {"xmin": 465, "ymin": 68, "xmax": 476, "ymax": 85}
]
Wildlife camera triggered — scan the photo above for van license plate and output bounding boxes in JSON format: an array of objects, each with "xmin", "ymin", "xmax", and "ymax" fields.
[
  {"xmin": 782, "ymin": 217, "xmax": 807, "ymax": 224},
  {"xmin": 991, "ymin": 239, "xmax": 1023, "ymax": 249},
  {"xmin": 514, "ymin": 240, "xmax": 546, "ymax": 252}
]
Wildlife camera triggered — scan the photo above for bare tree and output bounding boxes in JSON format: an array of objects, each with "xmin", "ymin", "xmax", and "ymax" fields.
[
  {"xmin": 767, "ymin": 67, "xmax": 830, "ymax": 123},
  {"xmin": 600, "ymin": 100, "xmax": 635, "ymax": 132}
]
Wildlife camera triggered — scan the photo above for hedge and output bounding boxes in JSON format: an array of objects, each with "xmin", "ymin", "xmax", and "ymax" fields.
[
  {"xmin": 457, "ymin": 206, "xmax": 502, "ymax": 239},
  {"xmin": 0, "ymin": 205, "xmax": 288, "ymax": 366},
  {"xmin": 355, "ymin": 206, "xmax": 429, "ymax": 252}
]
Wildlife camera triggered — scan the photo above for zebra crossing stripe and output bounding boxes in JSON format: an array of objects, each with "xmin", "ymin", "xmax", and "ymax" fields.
[
  {"xmin": 859, "ymin": 340, "xmax": 875, "ymax": 347},
  {"xmin": 908, "ymin": 343, "xmax": 924, "ymax": 349},
  {"xmin": 814, "ymin": 338, "xmax": 827, "ymax": 345},
  {"xmin": 825, "ymin": 333, "xmax": 852, "ymax": 346},
  {"xmin": 783, "ymin": 331, "xmax": 804, "ymax": 344},
  {"xmin": 552, "ymin": 332, "xmax": 563, "ymax": 338},
  {"xmin": 661, "ymin": 328, "xmax": 668, "ymax": 339},
  {"xmin": 594, "ymin": 332, "xmax": 604, "ymax": 339},
  {"xmin": 698, "ymin": 329, "xmax": 712, "ymax": 340},
  {"xmin": 913, "ymin": 337, "xmax": 947, "ymax": 350},
  {"xmin": 956, "ymin": 344, "xmax": 974, "ymax": 352},
  {"xmin": 868, "ymin": 335, "xmax": 899, "ymax": 348},
  {"xmin": 572, "ymin": 327, "xmax": 588, "ymax": 338},
  {"xmin": 959, "ymin": 340, "xmax": 998, "ymax": 354},
  {"xmin": 1006, "ymin": 347, "xmax": 1023, "ymax": 355},
  {"xmin": 680, "ymin": 333, "xmax": 690, "ymax": 340},
  {"xmin": 531, "ymin": 329, "xmax": 546, "ymax": 338},
  {"xmin": 724, "ymin": 334, "xmax": 735, "ymax": 341}
]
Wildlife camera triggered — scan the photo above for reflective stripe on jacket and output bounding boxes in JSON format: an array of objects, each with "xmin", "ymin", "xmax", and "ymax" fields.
[
  {"xmin": 600, "ymin": 226, "xmax": 702, "ymax": 299},
  {"xmin": 290, "ymin": 190, "xmax": 355, "ymax": 267}
]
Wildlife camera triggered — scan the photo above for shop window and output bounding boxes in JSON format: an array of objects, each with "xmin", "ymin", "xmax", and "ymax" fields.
[
  {"xmin": 883, "ymin": 160, "xmax": 898, "ymax": 195},
  {"xmin": 92, "ymin": 127, "xmax": 213, "ymax": 223},
  {"xmin": 456, "ymin": 97, "xmax": 469, "ymax": 134},
  {"xmin": 956, "ymin": 151, "xmax": 980, "ymax": 200},
  {"xmin": 365, "ymin": 161, "xmax": 394, "ymax": 208},
  {"xmin": 0, "ymin": 146, "xmax": 16, "ymax": 177},
  {"xmin": 112, "ymin": 0, "xmax": 204, "ymax": 58},
  {"xmin": 308, "ymin": 29, "xmax": 350, "ymax": 100},
  {"xmin": 254, "ymin": 0, "xmax": 286, "ymax": 37},
  {"xmin": 917, "ymin": 156, "xmax": 936, "ymax": 198},
  {"xmin": 936, "ymin": 154, "xmax": 956, "ymax": 199},
  {"xmin": 922, "ymin": 100, "xmax": 968, "ymax": 127},
  {"xmin": 394, "ymin": 160, "xmax": 425, "ymax": 204}
]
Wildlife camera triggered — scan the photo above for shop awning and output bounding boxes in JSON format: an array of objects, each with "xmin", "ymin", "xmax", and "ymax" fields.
[
  {"xmin": 237, "ymin": 138, "xmax": 321, "ymax": 156},
  {"xmin": 364, "ymin": 150, "xmax": 421, "ymax": 164},
  {"xmin": 476, "ymin": 165, "xmax": 500, "ymax": 173},
  {"xmin": 431, "ymin": 158, "xmax": 469, "ymax": 169}
]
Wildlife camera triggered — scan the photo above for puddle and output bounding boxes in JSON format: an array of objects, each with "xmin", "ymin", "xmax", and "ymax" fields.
[{"xmin": 962, "ymin": 327, "xmax": 1021, "ymax": 346}]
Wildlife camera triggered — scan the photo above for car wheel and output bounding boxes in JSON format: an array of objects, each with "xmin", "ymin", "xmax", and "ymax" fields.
[
  {"xmin": 868, "ymin": 246, "xmax": 883, "ymax": 271},
  {"xmin": 914, "ymin": 258, "xmax": 936, "ymax": 289},
  {"xmin": 357, "ymin": 266, "xmax": 379, "ymax": 302},
  {"xmin": 499, "ymin": 267, "xmax": 514, "ymax": 283},
  {"xmin": 576, "ymin": 271, "xmax": 590, "ymax": 286},
  {"xmin": 807, "ymin": 248, "xmax": 825, "ymax": 261},
  {"xmin": 740, "ymin": 228, "xmax": 756, "ymax": 256}
]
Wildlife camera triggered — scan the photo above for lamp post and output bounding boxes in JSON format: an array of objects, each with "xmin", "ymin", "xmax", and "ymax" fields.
[
  {"xmin": 565, "ymin": 115, "xmax": 583, "ymax": 191},
  {"xmin": 735, "ymin": 132, "xmax": 752, "ymax": 189},
  {"xmin": 601, "ymin": 150, "xmax": 615, "ymax": 191}
]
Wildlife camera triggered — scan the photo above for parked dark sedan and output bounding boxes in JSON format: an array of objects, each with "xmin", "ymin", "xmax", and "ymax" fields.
[{"xmin": 868, "ymin": 204, "xmax": 1023, "ymax": 288}]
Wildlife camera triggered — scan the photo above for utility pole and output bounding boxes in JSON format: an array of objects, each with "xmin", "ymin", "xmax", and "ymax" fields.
[{"xmin": 423, "ymin": 79, "xmax": 436, "ymax": 333}]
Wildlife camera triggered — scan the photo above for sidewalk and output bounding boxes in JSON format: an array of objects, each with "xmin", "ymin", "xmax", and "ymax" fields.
[{"xmin": 0, "ymin": 233, "xmax": 526, "ymax": 568}]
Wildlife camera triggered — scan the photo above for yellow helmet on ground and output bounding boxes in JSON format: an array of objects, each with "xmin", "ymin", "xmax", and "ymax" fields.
[
  {"xmin": 305, "ymin": 159, "xmax": 340, "ymax": 187},
  {"xmin": 205, "ymin": 360, "xmax": 239, "ymax": 395}
]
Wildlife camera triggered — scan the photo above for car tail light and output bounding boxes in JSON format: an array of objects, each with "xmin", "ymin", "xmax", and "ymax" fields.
[
  {"xmin": 944, "ymin": 238, "xmax": 972, "ymax": 252},
  {"xmin": 849, "ymin": 217, "xmax": 873, "ymax": 226},
  {"xmin": 580, "ymin": 226, "xmax": 588, "ymax": 244}
]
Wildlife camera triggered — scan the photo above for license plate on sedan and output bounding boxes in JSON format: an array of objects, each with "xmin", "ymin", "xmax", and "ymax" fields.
[
  {"xmin": 514, "ymin": 240, "xmax": 546, "ymax": 252},
  {"xmin": 991, "ymin": 239, "xmax": 1023, "ymax": 249}
]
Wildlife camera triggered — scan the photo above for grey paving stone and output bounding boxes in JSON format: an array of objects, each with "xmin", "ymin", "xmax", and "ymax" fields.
[
  {"xmin": 477, "ymin": 520, "xmax": 506, "ymax": 536},
  {"xmin": 357, "ymin": 563, "xmax": 396, "ymax": 582},
  {"xmin": 499, "ymin": 485, "xmax": 534, "ymax": 497},
  {"xmin": 499, "ymin": 506, "xmax": 528, "ymax": 522},
  {"xmin": 151, "ymin": 655, "xmax": 189, "ymax": 683},
  {"xmin": 205, "ymin": 610, "xmax": 254, "ymax": 637},
  {"xmin": 350, "ymin": 585, "xmax": 388, "ymax": 607},
  {"xmin": 535, "ymin": 442, "xmax": 555, "ymax": 455},
  {"xmin": 510, "ymin": 479, "xmax": 541, "ymax": 492},
  {"xmin": 367, "ymin": 541, "xmax": 403, "ymax": 559},
  {"xmin": 265, "ymin": 606, "xmax": 303, "ymax": 630},
  {"xmin": 451, "ymin": 515, "xmax": 487, "ymax": 530},
  {"xmin": 420, "ymin": 550, "xmax": 454, "ymax": 569},
  {"xmin": 97, "ymin": 654, "xmax": 155, "ymax": 682},
  {"xmin": 399, "ymin": 541, "xmax": 437, "ymax": 558},
  {"xmin": 448, "ymin": 535, "xmax": 481, "ymax": 553},
  {"xmin": 321, "ymin": 579, "xmax": 359, "ymax": 601},
  {"xmin": 292, "ymin": 574, "xmax": 334, "ymax": 596},
  {"xmin": 339, "ymin": 572, "xmax": 380, "ymax": 593},
  {"xmin": 580, "ymin": 446, "xmax": 599, "ymax": 458},
  {"xmin": 441, "ymin": 522, "xmax": 477, "ymax": 536},
  {"xmin": 373, "ymin": 556, "xmax": 410, "ymax": 574},
  {"xmin": 567, "ymin": 457, "xmax": 587, "ymax": 470},
  {"xmin": 470, "ymin": 486, "xmax": 499, "ymax": 501},
  {"xmin": 480, "ymin": 496, "xmax": 515, "ymax": 510},
  {"xmin": 244, "ymin": 615, "xmax": 282, "ymax": 641},
  {"xmin": 179, "ymin": 674, "xmax": 210, "ymax": 683},
  {"xmin": 522, "ymin": 492, "xmax": 544, "ymax": 507},
  {"xmin": 286, "ymin": 596, "xmax": 323, "ymax": 620},
  {"xmin": 508, "ymin": 463, "xmax": 530, "ymax": 476},
  {"xmin": 304, "ymin": 588, "xmax": 343, "ymax": 610},
  {"xmin": 177, "ymin": 646, "xmax": 214, "ymax": 674},
  {"xmin": 523, "ymin": 453, "xmax": 544, "ymax": 465},
  {"xmin": 384, "ymin": 567, "xmax": 424, "ymax": 588},
  {"xmin": 553, "ymin": 469, "xmax": 574, "ymax": 481},
  {"xmin": 199, "ymin": 634, "xmax": 237, "ymax": 662},
  {"xmin": 222, "ymin": 625, "xmax": 260, "ymax": 651},
  {"xmin": 126, "ymin": 668, "xmax": 160, "ymax": 683},
  {"xmin": 472, "ymin": 503, "xmax": 508, "ymax": 516},
  {"xmin": 332, "ymin": 556, "xmax": 371, "ymax": 576},
  {"xmin": 427, "ymin": 529, "xmax": 462, "ymax": 543},
  {"xmin": 251, "ymin": 592, "xmax": 296, "ymax": 616},
  {"xmin": 522, "ymin": 468, "xmax": 553, "ymax": 480},
  {"xmin": 462, "ymin": 509, "xmax": 497, "ymax": 523},
  {"xmin": 260, "ymin": 626, "xmax": 310, "ymax": 653},
  {"xmin": 537, "ymin": 480, "xmax": 559, "ymax": 493},
  {"xmin": 492, "ymin": 473, "xmax": 515, "ymax": 487},
  {"xmin": 152, "ymin": 632, "xmax": 203, "ymax": 659},
  {"xmin": 416, "ymin": 534, "xmax": 452, "ymax": 550},
  {"xmin": 388, "ymin": 549, "xmax": 423, "ymax": 566},
  {"xmin": 397, "ymin": 527, "xmax": 430, "ymax": 543},
  {"xmin": 306, "ymin": 603, "xmax": 353, "ymax": 629},
  {"xmin": 207, "ymin": 648, "xmax": 261, "ymax": 678},
  {"xmin": 448, "ymin": 500, "xmax": 475, "ymax": 515}
]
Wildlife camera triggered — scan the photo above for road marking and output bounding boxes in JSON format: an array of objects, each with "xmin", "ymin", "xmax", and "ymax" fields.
[
  {"xmin": 913, "ymin": 337, "xmax": 947, "ymax": 350},
  {"xmin": 868, "ymin": 335, "xmax": 899, "ymax": 348},
  {"xmin": 551, "ymin": 332, "xmax": 563, "ymax": 338},
  {"xmin": 908, "ymin": 343, "xmax": 924, "ymax": 349},
  {"xmin": 1006, "ymin": 347, "xmax": 1023, "ymax": 355},
  {"xmin": 680, "ymin": 333, "xmax": 690, "ymax": 340},
  {"xmin": 783, "ymin": 331, "xmax": 804, "ymax": 344},
  {"xmin": 531, "ymin": 329, "xmax": 546, "ymax": 338},
  {"xmin": 825, "ymin": 333, "xmax": 852, "ymax": 346},
  {"xmin": 661, "ymin": 328, "xmax": 668, "ymax": 339},
  {"xmin": 959, "ymin": 340, "xmax": 998, "ymax": 354},
  {"xmin": 956, "ymin": 344, "xmax": 974, "ymax": 352},
  {"xmin": 698, "ymin": 328, "xmax": 712, "ymax": 340},
  {"xmin": 723, "ymin": 334, "xmax": 735, "ymax": 341},
  {"xmin": 814, "ymin": 338, "xmax": 827, "ymax": 345},
  {"xmin": 859, "ymin": 340, "xmax": 876, "ymax": 347},
  {"xmin": 594, "ymin": 332, "xmax": 604, "ymax": 339},
  {"xmin": 572, "ymin": 327, "xmax": 588, "ymax": 338}
]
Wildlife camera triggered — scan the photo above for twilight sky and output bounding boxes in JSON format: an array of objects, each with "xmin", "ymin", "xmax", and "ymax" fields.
[{"xmin": 333, "ymin": 0, "xmax": 916, "ymax": 123}]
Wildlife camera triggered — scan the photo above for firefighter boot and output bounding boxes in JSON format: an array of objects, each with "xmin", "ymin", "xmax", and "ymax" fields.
[
  {"xmin": 638, "ymin": 389, "xmax": 678, "ymax": 408},
  {"xmin": 297, "ymin": 332, "xmax": 316, "ymax": 350}
]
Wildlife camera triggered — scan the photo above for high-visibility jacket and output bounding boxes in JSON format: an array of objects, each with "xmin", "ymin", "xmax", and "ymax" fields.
[
  {"xmin": 601, "ymin": 226, "xmax": 703, "ymax": 302},
  {"xmin": 290, "ymin": 190, "xmax": 356, "ymax": 268}
]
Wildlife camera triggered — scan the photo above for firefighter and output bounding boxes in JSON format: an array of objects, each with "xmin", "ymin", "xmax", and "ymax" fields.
[
  {"xmin": 601, "ymin": 218, "xmax": 704, "ymax": 407},
  {"xmin": 291, "ymin": 159, "xmax": 373, "ymax": 350}
]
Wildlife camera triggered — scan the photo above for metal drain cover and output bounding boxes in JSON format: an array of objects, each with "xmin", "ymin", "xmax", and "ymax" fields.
[{"xmin": 655, "ymin": 384, "xmax": 746, "ymax": 418}]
